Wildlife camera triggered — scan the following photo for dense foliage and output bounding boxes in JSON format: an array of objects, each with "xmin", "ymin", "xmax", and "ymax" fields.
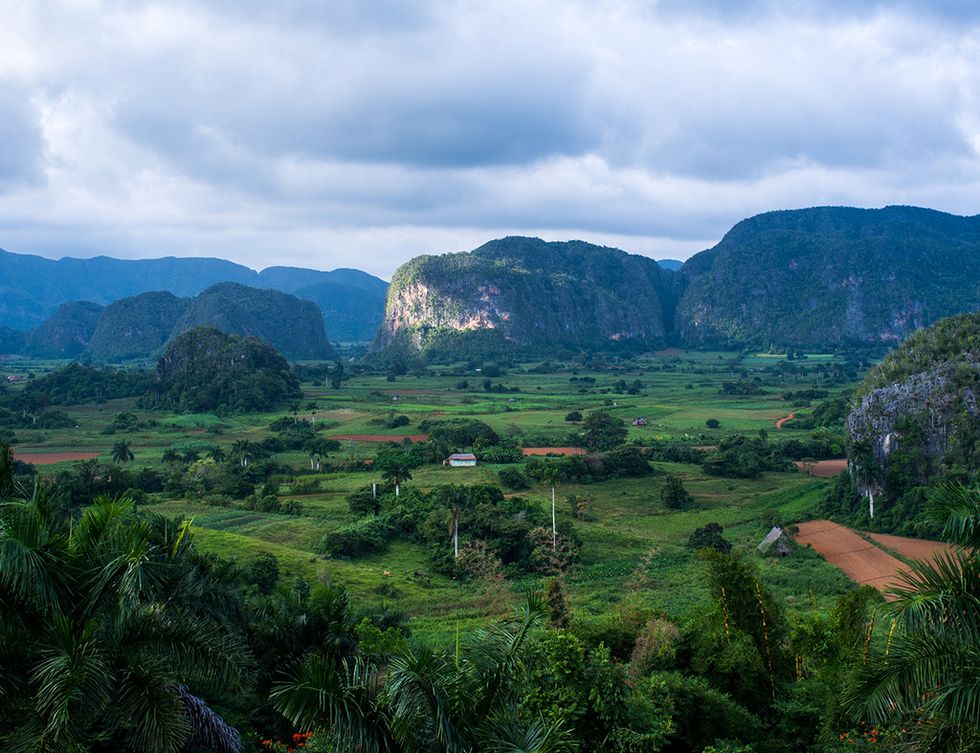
[
  {"xmin": 676, "ymin": 206, "xmax": 980, "ymax": 348},
  {"xmin": 839, "ymin": 312, "xmax": 979, "ymax": 534},
  {"xmin": 142, "ymin": 327, "xmax": 301, "ymax": 414}
]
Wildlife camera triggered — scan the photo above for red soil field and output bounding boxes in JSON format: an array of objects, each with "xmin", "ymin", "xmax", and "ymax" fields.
[
  {"xmin": 522, "ymin": 447, "xmax": 587, "ymax": 456},
  {"xmin": 775, "ymin": 411, "xmax": 797, "ymax": 430},
  {"xmin": 794, "ymin": 519, "xmax": 913, "ymax": 592},
  {"xmin": 867, "ymin": 532, "xmax": 957, "ymax": 562},
  {"xmin": 794, "ymin": 459, "xmax": 848, "ymax": 477},
  {"xmin": 328, "ymin": 434, "xmax": 429, "ymax": 443},
  {"xmin": 15, "ymin": 451, "xmax": 101, "ymax": 465}
]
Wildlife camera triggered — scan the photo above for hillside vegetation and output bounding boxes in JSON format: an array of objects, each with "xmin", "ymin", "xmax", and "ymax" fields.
[
  {"xmin": 145, "ymin": 326, "xmax": 302, "ymax": 413},
  {"xmin": 374, "ymin": 206, "xmax": 980, "ymax": 360},
  {"xmin": 374, "ymin": 236, "xmax": 674, "ymax": 357},
  {"xmin": 18, "ymin": 283, "xmax": 336, "ymax": 362},
  {"xmin": 826, "ymin": 312, "xmax": 980, "ymax": 534},
  {"xmin": 676, "ymin": 205, "xmax": 980, "ymax": 348}
]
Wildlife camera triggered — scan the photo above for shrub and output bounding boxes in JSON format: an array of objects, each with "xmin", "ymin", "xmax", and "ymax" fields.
[
  {"xmin": 630, "ymin": 618, "xmax": 680, "ymax": 675},
  {"xmin": 705, "ymin": 418, "xmax": 721, "ymax": 429},
  {"xmin": 688, "ymin": 522, "xmax": 731, "ymax": 553},
  {"xmin": 660, "ymin": 475, "xmax": 693, "ymax": 510},
  {"xmin": 498, "ymin": 466, "xmax": 531, "ymax": 490},
  {"xmin": 321, "ymin": 517, "xmax": 392, "ymax": 558},
  {"xmin": 347, "ymin": 488, "xmax": 381, "ymax": 516}
]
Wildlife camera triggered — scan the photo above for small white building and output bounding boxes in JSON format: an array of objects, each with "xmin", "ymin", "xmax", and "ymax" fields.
[{"xmin": 446, "ymin": 453, "xmax": 477, "ymax": 467}]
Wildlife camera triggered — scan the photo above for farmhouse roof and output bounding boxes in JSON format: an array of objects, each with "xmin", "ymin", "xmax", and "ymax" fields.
[
  {"xmin": 757, "ymin": 526, "xmax": 785, "ymax": 554},
  {"xmin": 449, "ymin": 453, "xmax": 477, "ymax": 460}
]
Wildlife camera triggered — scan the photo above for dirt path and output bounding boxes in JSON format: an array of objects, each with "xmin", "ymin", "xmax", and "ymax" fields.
[
  {"xmin": 794, "ymin": 519, "xmax": 913, "ymax": 592},
  {"xmin": 775, "ymin": 411, "xmax": 797, "ymax": 430},
  {"xmin": 14, "ymin": 451, "xmax": 101, "ymax": 465},
  {"xmin": 794, "ymin": 458, "xmax": 848, "ymax": 477},
  {"xmin": 329, "ymin": 434, "xmax": 429, "ymax": 443}
]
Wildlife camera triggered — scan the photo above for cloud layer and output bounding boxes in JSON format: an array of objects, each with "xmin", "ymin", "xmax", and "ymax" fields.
[{"xmin": 0, "ymin": 0, "xmax": 978, "ymax": 276}]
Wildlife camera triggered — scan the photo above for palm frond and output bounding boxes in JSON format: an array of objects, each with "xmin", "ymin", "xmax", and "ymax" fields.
[
  {"xmin": 271, "ymin": 653, "xmax": 391, "ymax": 753},
  {"xmin": 0, "ymin": 498, "xmax": 68, "ymax": 612},
  {"xmin": 928, "ymin": 483, "xmax": 980, "ymax": 549},
  {"xmin": 31, "ymin": 616, "xmax": 112, "ymax": 747},
  {"xmin": 887, "ymin": 550, "xmax": 980, "ymax": 640},
  {"xmin": 478, "ymin": 710, "xmax": 575, "ymax": 753},
  {"xmin": 176, "ymin": 685, "xmax": 242, "ymax": 753},
  {"xmin": 386, "ymin": 646, "xmax": 463, "ymax": 753}
]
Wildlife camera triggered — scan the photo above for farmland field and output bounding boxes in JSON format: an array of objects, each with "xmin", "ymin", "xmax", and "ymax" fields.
[{"xmin": 1, "ymin": 349, "xmax": 872, "ymax": 641}]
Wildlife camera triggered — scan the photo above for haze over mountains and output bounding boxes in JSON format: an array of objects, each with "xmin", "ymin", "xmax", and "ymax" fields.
[
  {"xmin": 0, "ymin": 248, "xmax": 387, "ymax": 342},
  {"xmin": 1, "ymin": 205, "xmax": 978, "ymax": 361}
]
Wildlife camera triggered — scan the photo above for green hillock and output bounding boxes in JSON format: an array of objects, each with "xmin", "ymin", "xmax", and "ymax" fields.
[
  {"xmin": 85, "ymin": 291, "xmax": 190, "ymax": 361},
  {"xmin": 145, "ymin": 326, "xmax": 301, "ymax": 413},
  {"xmin": 171, "ymin": 282, "xmax": 334, "ymax": 359},
  {"xmin": 19, "ymin": 301, "xmax": 104, "ymax": 358}
]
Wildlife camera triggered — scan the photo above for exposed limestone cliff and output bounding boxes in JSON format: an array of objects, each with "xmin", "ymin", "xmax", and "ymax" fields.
[{"xmin": 373, "ymin": 237, "xmax": 673, "ymax": 357}]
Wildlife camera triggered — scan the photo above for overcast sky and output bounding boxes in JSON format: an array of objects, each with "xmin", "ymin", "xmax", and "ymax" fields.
[{"xmin": 1, "ymin": 0, "xmax": 978, "ymax": 278}]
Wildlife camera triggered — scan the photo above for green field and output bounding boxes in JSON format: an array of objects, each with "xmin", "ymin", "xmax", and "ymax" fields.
[{"xmin": 3, "ymin": 349, "xmax": 859, "ymax": 642}]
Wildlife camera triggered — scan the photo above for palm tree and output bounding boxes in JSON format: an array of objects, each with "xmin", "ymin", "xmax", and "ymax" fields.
[
  {"xmin": 304, "ymin": 438, "xmax": 333, "ymax": 471},
  {"xmin": 307, "ymin": 400, "xmax": 319, "ymax": 426},
  {"xmin": 846, "ymin": 483, "xmax": 980, "ymax": 751},
  {"xmin": 0, "ymin": 486, "xmax": 248, "ymax": 752},
  {"xmin": 231, "ymin": 440, "xmax": 252, "ymax": 468},
  {"xmin": 383, "ymin": 464, "xmax": 412, "ymax": 497},
  {"xmin": 271, "ymin": 594, "xmax": 570, "ymax": 753},
  {"xmin": 208, "ymin": 445, "xmax": 227, "ymax": 463},
  {"xmin": 111, "ymin": 439, "xmax": 134, "ymax": 463}
]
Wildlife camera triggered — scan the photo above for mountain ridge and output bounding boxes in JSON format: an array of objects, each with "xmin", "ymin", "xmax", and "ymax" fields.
[{"xmin": 0, "ymin": 247, "xmax": 388, "ymax": 341}]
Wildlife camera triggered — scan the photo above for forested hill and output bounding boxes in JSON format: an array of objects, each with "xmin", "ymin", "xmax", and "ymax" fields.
[
  {"xmin": 373, "ymin": 236, "xmax": 675, "ymax": 357},
  {"xmin": 0, "ymin": 248, "xmax": 387, "ymax": 341},
  {"xmin": 31, "ymin": 283, "xmax": 336, "ymax": 362},
  {"xmin": 675, "ymin": 205, "xmax": 980, "ymax": 348}
]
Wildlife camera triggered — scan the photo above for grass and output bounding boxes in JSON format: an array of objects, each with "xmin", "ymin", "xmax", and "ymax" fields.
[{"xmin": 9, "ymin": 349, "xmax": 863, "ymax": 643}]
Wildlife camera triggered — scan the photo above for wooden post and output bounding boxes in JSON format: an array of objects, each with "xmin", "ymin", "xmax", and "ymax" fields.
[{"xmin": 552, "ymin": 485, "xmax": 557, "ymax": 550}]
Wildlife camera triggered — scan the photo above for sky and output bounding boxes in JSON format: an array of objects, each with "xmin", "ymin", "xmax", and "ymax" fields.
[{"xmin": 0, "ymin": 0, "xmax": 979, "ymax": 278}]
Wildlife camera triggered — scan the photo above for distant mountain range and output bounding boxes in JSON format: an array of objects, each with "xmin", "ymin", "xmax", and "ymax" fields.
[
  {"xmin": 375, "ymin": 206, "xmax": 980, "ymax": 357},
  {"xmin": 4, "ymin": 283, "xmax": 334, "ymax": 361},
  {"xmin": 0, "ymin": 248, "xmax": 388, "ymax": 342},
  {"xmin": 3, "ymin": 205, "xmax": 978, "ymax": 361}
]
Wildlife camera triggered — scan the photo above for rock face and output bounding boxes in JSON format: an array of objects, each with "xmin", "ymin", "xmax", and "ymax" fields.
[
  {"xmin": 675, "ymin": 205, "xmax": 980, "ymax": 348},
  {"xmin": 373, "ymin": 237, "xmax": 674, "ymax": 356},
  {"xmin": 846, "ymin": 312, "xmax": 980, "ymax": 500}
]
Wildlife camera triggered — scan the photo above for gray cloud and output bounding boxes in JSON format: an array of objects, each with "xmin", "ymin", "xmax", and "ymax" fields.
[{"xmin": 0, "ymin": 0, "xmax": 978, "ymax": 277}]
